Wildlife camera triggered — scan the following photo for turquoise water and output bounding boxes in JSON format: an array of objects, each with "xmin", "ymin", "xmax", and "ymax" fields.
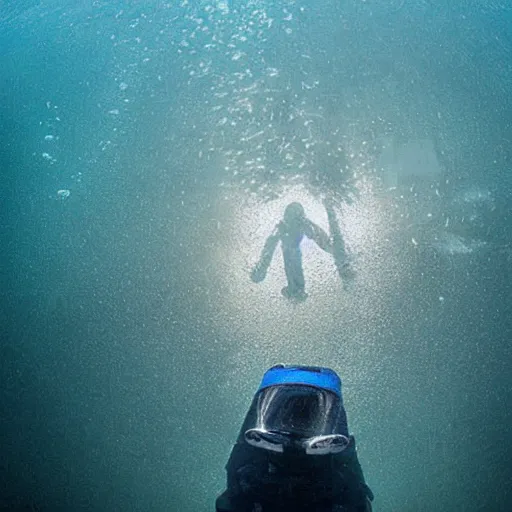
[{"xmin": 1, "ymin": 1, "xmax": 511, "ymax": 510}]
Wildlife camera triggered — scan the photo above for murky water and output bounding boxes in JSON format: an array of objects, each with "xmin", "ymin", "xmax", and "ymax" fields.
[{"xmin": 2, "ymin": 1, "xmax": 511, "ymax": 511}]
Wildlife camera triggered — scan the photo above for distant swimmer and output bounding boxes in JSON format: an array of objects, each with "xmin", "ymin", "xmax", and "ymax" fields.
[{"xmin": 250, "ymin": 202, "xmax": 350, "ymax": 300}]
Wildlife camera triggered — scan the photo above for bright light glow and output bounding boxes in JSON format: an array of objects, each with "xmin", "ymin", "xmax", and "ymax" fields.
[{"xmin": 206, "ymin": 176, "xmax": 403, "ymax": 374}]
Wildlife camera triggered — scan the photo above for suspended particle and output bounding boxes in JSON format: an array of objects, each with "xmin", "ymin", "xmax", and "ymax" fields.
[{"xmin": 57, "ymin": 189, "xmax": 70, "ymax": 199}]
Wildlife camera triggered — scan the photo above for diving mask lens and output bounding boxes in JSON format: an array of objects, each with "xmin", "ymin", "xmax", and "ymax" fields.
[
  {"xmin": 245, "ymin": 429, "xmax": 349, "ymax": 455},
  {"xmin": 245, "ymin": 428, "xmax": 286, "ymax": 453},
  {"xmin": 304, "ymin": 434, "xmax": 350, "ymax": 455}
]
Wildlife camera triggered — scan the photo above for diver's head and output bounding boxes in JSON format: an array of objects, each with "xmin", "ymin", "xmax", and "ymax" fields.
[
  {"xmin": 283, "ymin": 202, "xmax": 305, "ymax": 225},
  {"xmin": 243, "ymin": 365, "xmax": 350, "ymax": 455}
]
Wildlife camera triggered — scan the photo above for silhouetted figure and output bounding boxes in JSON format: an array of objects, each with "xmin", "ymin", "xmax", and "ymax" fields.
[{"xmin": 250, "ymin": 202, "xmax": 352, "ymax": 299}]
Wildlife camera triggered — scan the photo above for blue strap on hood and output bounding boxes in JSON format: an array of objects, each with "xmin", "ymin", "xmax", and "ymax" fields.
[{"xmin": 258, "ymin": 365, "xmax": 342, "ymax": 398}]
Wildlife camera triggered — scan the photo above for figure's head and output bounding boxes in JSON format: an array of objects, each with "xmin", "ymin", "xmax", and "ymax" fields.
[
  {"xmin": 283, "ymin": 202, "xmax": 305, "ymax": 225},
  {"xmin": 243, "ymin": 365, "xmax": 350, "ymax": 455}
]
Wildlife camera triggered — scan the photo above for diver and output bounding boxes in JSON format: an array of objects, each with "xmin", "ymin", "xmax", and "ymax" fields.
[
  {"xmin": 250, "ymin": 202, "xmax": 349, "ymax": 300},
  {"xmin": 216, "ymin": 365, "xmax": 374, "ymax": 512}
]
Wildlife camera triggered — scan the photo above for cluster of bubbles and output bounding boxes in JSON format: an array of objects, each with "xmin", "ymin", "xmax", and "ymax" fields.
[
  {"xmin": 172, "ymin": 1, "xmax": 359, "ymax": 202},
  {"xmin": 40, "ymin": 100, "xmax": 85, "ymax": 201},
  {"xmin": 66, "ymin": 2, "xmax": 366, "ymax": 207}
]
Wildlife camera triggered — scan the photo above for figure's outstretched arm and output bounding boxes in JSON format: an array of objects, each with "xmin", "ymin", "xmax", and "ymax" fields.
[
  {"xmin": 303, "ymin": 219, "xmax": 333, "ymax": 254},
  {"xmin": 250, "ymin": 225, "xmax": 280, "ymax": 283},
  {"xmin": 323, "ymin": 200, "xmax": 355, "ymax": 284}
]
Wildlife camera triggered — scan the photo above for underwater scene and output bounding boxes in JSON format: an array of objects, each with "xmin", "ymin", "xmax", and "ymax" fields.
[{"xmin": 1, "ymin": 1, "xmax": 511, "ymax": 511}]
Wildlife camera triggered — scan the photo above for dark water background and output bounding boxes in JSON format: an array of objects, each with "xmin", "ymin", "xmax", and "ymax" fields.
[{"xmin": 1, "ymin": 1, "xmax": 511, "ymax": 511}]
